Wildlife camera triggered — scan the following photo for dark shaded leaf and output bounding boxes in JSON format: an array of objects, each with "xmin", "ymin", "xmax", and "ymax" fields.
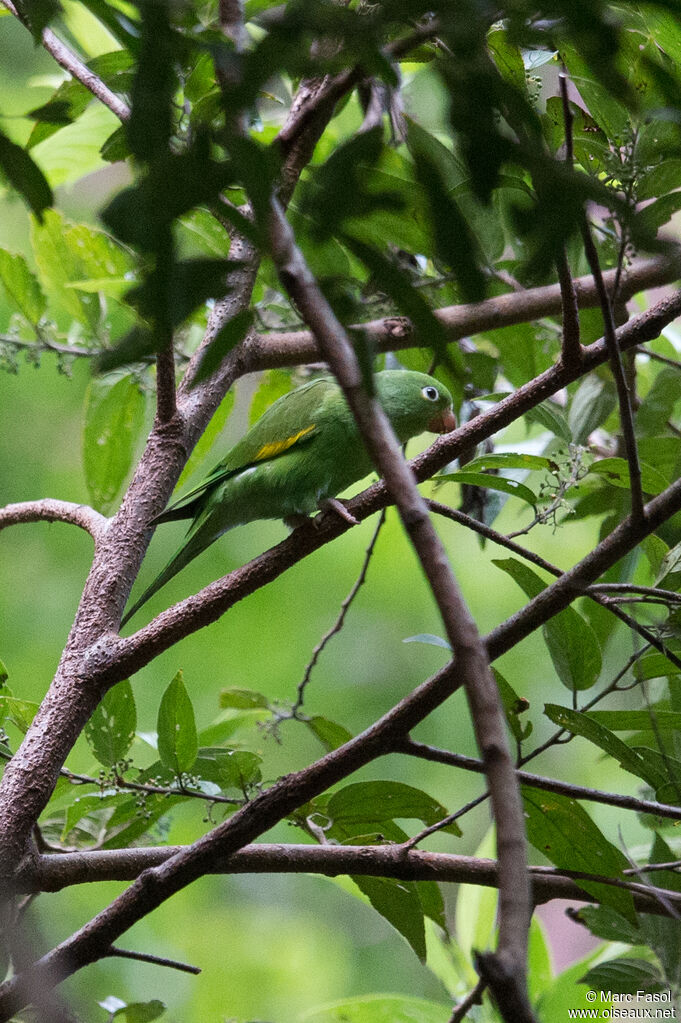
[
  {"xmin": 0, "ymin": 130, "xmax": 52, "ymax": 218},
  {"xmin": 522, "ymin": 786, "xmax": 636, "ymax": 922},
  {"xmin": 351, "ymin": 876, "xmax": 426, "ymax": 961},
  {"xmin": 494, "ymin": 559, "xmax": 602, "ymax": 690},
  {"xmin": 189, "ymin": 309, "xmax": 254, "ymax": 387},
  {"xmin": 544, "ymin": 704, "xmax": 665, "ymax": 788}
]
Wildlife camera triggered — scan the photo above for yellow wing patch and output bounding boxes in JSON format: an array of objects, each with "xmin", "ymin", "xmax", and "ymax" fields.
[{"xmin": 254, "ymin": 424, "xmax": 316, "ymax": 462}]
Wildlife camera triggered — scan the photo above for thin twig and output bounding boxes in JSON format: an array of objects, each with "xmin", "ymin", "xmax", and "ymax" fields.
[
  {"xmin": 108, "ymin": 945, "xmax": 201, "ymax": 975},
  {"xmin": 636, "ymin": 345, "xmax": 681, "ymax": 370},
  {"xmin": 449, "ymin": 978, "xmax": 488, "ymax": 1023},
  {"xmin": 581, "ymin": 222, "xmax": 645, "ymax": 522},
  {"xmin": 56, "ymin": 765, "xmax": 244, "ymax": 808},
  {"xmin": 398, "ymin": 739, "xmax": 681, "ymax": 823},
  {"xmin": 291, "ymin": 509, "xmax": 387, "ymax": 716}
]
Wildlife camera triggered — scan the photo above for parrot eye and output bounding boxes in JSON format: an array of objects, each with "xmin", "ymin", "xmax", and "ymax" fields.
[{"xmin": 422, "ymin": 385, "xmax": 439, "ymax": 402}]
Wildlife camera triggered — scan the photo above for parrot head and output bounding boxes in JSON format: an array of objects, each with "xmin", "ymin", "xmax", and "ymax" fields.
[{"xmin": 375, "ymin": 370, "xmax": 456, "ymax": 442}]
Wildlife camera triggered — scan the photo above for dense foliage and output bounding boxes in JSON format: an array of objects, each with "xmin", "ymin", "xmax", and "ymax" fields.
[{"xmin": 2, "ymin": 0, "xmax": 681, "ymax": 1020}]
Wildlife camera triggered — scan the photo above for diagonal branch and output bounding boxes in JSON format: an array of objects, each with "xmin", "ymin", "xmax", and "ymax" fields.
[
  {"xmin": 398, "ymin": 740, "xmax": 681, "ymax": 823},
  {"xmin": 1, "ymin": 0, "xmax": 131, "ymax": 122},
  {"xmin": 265, "ymin": 198, "xmax": 534, "ymax": 1019}
]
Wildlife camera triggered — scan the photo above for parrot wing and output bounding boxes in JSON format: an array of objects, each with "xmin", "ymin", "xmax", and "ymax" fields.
[
  {"xmin": 121, "ymin": 378, "xmax": 343, "ymax": 627},
  {"xmin": 154, "ymin": 377, "xmax": 339, "ymax": 524}
]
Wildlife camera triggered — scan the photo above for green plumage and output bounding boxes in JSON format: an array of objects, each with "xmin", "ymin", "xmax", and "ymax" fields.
[{"xmin": 122, "ymin": 370, "xmax": 454, "ymax": 626}]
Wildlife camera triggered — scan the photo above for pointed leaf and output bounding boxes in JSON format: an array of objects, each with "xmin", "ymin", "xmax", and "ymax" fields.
[
  {"xmin": 85, "ymin": 680, "xmax": 137, "ymax": 768},
  {"xmin": 522, "ymin": 786, "xmax": 636, "ymax": 922},
  {"xmin": 157, "ymin": 671, "xmax": 198, "ymax": 775},
  {"xmin": 83, "ymin": 373, "xmax": 146, "ymax": 514},
  {"xmin": 0, "ymin": 129, "xmax": 52, "ymax": 218},
  {"xmin": 493, "ymin": 559, "xmax": 602, "ymax": 690}
]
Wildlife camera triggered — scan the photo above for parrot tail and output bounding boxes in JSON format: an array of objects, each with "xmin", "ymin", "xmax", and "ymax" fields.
[{"xmin": 121, "ymin": 519, "xmax": 223, "ymax": 628}]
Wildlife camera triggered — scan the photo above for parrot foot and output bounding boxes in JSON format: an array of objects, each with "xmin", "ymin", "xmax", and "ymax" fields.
[{"xmin": 317, "ymin": 498, "xmax": 360, "ymax": 527}]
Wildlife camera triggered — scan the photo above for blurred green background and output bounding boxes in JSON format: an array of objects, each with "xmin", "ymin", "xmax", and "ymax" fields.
[{"xmin": 0, "ymin": 14, "xmax": 650, "ymax": 1022}]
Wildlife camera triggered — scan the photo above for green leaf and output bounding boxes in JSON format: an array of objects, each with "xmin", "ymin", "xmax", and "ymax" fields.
[
  {"xmin": 85, "ymin": 680, "xmax": 137, "ymax": 768},
  {"xmin": 580, "ymin": 958, "xmax": 664, "ymax": 995},
  {"xmin": 14, "ymin": 0, "xmax": 61, "ymax": 39},
  {"xmin": 194, "ymin": 747, "xmax": 262, "ymax": 791},
  {"xmin": 522, "ymin": 787, "xmax": 636, "ymax": 922},
  {"xmin": 100, "ymin": 792, "xmax": 184, "ymax": 850},
  {"xmin": 306, "ymin": 716, "xmax": 353, "ymax": 752},
  {"xmin": 568, "ymin": 375, "xmax": 617, "ymax": 444},
  {"xmin": 157, "ymin": 670, "xmax": 198, "ymax": 776},
  {"xmin": 655, "ymin": 539, "xmax": 681, "ymax": 589},
  {"xmin": 0, "ymin": 249, "xmax": 46, "ymax": 325},
  {"xmin": 300, "ymin": 994, "xmax": 450, "ymax": 1023},
  {"xmin": 177, "ymin": 207, "xmax": 232, "ymax": 258},
  {"xmin": 543, "ymin": 704, "xmax": 665, "ymax": 788},
  {"xmin": 405, "ymin": 118, "xmax": 486, "ymax": 302},
  {"xmin": 633, "ymin": 652, "xmax": 681, "ymax": 682},
  {"xmin": 82, "ymin": 373, "xmax": 146, "ymax": 514},
  {"xmin": 27, "ymin": 78, "xmax": 91, "ymax": 150},
  {"xmin": 351, "ymin": 876, "xmax": 426, "ymax": 961},
  {"xmin": 0, "ymin": 659, "xmax": 8, "ymax": 685},
  {"xmin": 589, "ymin": 457, "xmax": 668, "ymax": 495},
  {"xmin": 189, "ymin": 309, "xmax": 254, "ymax": 388},
  {"xmin": 438, "ymin": 470, "xmax": 537, "ymax": 507},
  {"xmin": 524, "ymin": 400, "xmax": 572, "ymax": 442},
  {"xmin": 100, "ymin": 124, "xmax": 130, "ymax": 163},
  {"xmin": 587, "ymin": 710, "xmax": 681, "ymax": 733},
  {"xmin": 462, "ymin": 452, "xmax": 554, "ymax": 473},
  {"xmin": 327, "ymin": 781, "xmax": 461, "ymax": 837},
  {"xmin": 178, "ymin": 390, "xmax": 234, "ymax": 487},
  {"xmin": 494, "ymin": 668, "xmax": 531, "ymax": 742},
  {"xmin": 31, "ymin": 210, "xmax": 125, "ymax": 330},
  {"xmin": 31, "ymin": 103, "xmax": 121, "ymax": 188},
  {"xmin": 0, "ymin": 689, "xmax": 39, "ymax": 733},
  {"xmin": 112, "ymin": 1000, "xmax": 166, "ymax": 1023},
  {"xmin": 572, "ymin": 904, "xmax": 641, "ymax": 944},
  {"xmin": 219, "ymin": 687, "xmax": 268, "ymax": 709},
  {"xmin": 493, "ymin": 559, "xmax": 602, "ymax": 690},
  {"xmin": 0, "ymin": 129, "xmax": 52, "ymax": 218}
]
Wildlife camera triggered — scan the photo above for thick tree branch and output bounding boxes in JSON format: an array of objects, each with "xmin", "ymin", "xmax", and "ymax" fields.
[
  {"xmin": 14, "ymin": 844, "xmax": 681, "ymax": 919},
  {"xmin": 0, "ymin": 499, "xmax": 107, "ymax": 542},
  {"xmin": 250, "ymin": 255, "xmax": 680, "ymax": 368},
  {"xmin": 154, "ymin": 346, "xmax": 177, "ymax": 425},
  {"xmin": 1, "ymin": 0, "xmax": 131, "ymax": 122}
]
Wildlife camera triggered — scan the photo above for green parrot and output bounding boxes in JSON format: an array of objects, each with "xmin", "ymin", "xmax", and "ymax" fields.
[{"xmin": 121, "ymin": 370, "xmax": 455, "ymax": 626}]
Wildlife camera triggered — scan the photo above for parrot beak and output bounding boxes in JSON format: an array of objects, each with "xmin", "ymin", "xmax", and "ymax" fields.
[{"xmin": 428, "ymin": 408, "xmax": 457, "ymax": 434}]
